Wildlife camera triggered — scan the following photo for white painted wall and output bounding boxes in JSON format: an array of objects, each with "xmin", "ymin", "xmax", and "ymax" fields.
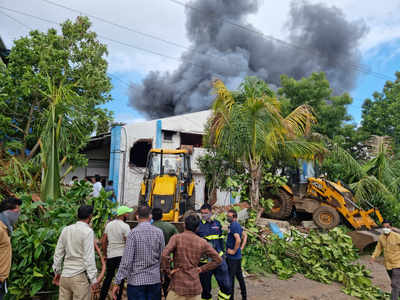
[
  {"xmin": 118, "ymin": 120, "xmax": 156, "ymax": 206},
  {"xmin": 62, "ymin": 145, "xmax": 110, "ymax": 184},
  {"xmin": 118, "ymin": 110, "xmax": 231, "ymax": 209},
  {"xmin": 65, "ymin": 111, "xmax": 232, "ymax": 208}
]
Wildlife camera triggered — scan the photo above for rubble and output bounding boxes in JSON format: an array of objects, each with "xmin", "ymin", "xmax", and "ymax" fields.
[
  {"xmin": 257, "ymin": 218, "xmax": 291, "ymax": 234},
  {"xmin": 300, "ymin": 220, "xmax": 318, "ymax": 230}
]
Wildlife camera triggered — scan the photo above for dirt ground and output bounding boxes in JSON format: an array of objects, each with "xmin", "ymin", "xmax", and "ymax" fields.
[
  {"xmin": 101, "ymin": 255, "xmax": 390, "ymax": 300},
  {"xmin": 229, "ymin": 255, "xmax": 391, "ymax": 300}
]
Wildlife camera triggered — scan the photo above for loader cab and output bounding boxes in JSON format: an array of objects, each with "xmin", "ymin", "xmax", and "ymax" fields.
[
  {"xmin": 140, "ymin": 149, "xmax": 195, "ymax": 222},
  {"xmin": 145, "ymin": 150, "xmax": 192, "ymax": 181},
  {"xmin": 286, "ymin": 160, "xmax": 320, "ymax": 194}
]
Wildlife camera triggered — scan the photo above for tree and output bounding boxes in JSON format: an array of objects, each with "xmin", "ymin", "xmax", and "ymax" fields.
[
  {"xmin": 361, "ymin": 72, "xmax": 400, "ymax": 147},
  {"xmin": 0, "ymin": 16, "xmax": 113, "ymax": 168},
  {"xmin": 278, "ymin": 72, "xmax": 353, "ymax": 139},
  {"xmin": 207, "ymin": 77, "xmax": 324, "ymax": 213},
  {"xmin": 324, "ymin": 135, "xmax": 400, "ymax": 226}
]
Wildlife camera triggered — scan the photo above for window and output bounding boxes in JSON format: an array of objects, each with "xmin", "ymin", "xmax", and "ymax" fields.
[
  {"xmin": 129, "ymin": 140, "xmax": 152, "ymax": 168},
  {"xmin": 163, "ymin": 130, "xmax": 175, "ymax": 141},
  {"xmin": 180, "ymin": 132, "xmax": 203, "ymax": 147}
]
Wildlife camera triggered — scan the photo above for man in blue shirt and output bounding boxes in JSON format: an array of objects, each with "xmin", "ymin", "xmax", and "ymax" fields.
[
  {"xmin": 105, "ymin": 180, "xmax": 116, "ymax": 202},
  {"xmin": 197, "ymin": 204, "xmax": 232, "ymax": 300},
  {"xmin": 226, "ymin": 209, "xmax": 247, "ymax": 300}
]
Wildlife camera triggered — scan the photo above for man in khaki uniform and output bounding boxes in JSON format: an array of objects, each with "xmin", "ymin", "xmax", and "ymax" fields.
[
  {"xmin": 0, "ymin": 197, "xmax": 22, "ymax": 300},
  {"xmin": 371, "ymin": 220, "xmax": 400, "ymax": 300},
  {"xmin": 53, "ymin": 205, "xmax": 98, "ymax": 300}
]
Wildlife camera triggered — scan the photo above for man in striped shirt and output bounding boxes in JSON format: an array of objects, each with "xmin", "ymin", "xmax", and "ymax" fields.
[{"xmin": 112, "ymin": 206, "xmax": 165, "ymax": 300}]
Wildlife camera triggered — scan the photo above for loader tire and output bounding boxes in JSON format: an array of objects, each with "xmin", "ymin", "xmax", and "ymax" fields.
[
  {"xmin": 265, "ymin": 189, "xmax": 293, "ymax": 220},
  {"xmin": 313, "ymin": 205, "xmax": 340, "ymax": 230}
]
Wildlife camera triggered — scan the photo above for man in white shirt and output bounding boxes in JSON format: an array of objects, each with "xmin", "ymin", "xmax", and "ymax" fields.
[
  {"xmin": 68, "ymin": 176, "xmax": 78, "ymax": 186},
  {"xmin": 92, "ymin": 175, "xmax": 103, "ymax": 198},
  {"xmin": 53, "ymin": 205, "xmax": 98, "ymax": 300},
  {"xmin": 99, "ymin": 206, "xmax": 133, "ymax": 300}
]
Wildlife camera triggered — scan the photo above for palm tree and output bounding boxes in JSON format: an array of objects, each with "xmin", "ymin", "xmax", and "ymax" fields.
[
  {"xmin": 327, "ymin": 135, "xmax": 400, "ymax": 221},
  {"xmin": 208, "ymin": 77, "xmax": 324, "ymax": 211}
]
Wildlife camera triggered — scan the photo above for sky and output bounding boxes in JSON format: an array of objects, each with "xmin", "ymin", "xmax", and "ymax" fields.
[{"xmin": 1, "ymin": 0, "xmax": 400, "ymax": 124}]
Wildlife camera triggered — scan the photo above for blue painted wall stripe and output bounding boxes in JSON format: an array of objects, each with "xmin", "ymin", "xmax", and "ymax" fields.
[
  {"xmin": 109, "ymin": 125, "xmax": 122, "ymax": 203},
  {"xmin": 156, "ymin": 119, "xmax": 162, "ymax": 148}
]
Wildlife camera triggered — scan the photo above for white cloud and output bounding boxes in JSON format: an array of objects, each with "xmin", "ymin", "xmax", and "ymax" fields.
[
  {"xmin": 250, "ymin": 0, "xmax": 400, "ymax": 53},
  {"xmin": 0, "ymin": 0, "xmax": 187, "ymax": 74}
]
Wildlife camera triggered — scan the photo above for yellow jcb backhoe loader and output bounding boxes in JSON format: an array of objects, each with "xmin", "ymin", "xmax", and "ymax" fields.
[
  {"xmin": 138, "ymin": 149, "xmax": 195, "ymax": 228},
  {"xmin": 265, "ymin": 177, "xmax": 384, "ymax": 250}
]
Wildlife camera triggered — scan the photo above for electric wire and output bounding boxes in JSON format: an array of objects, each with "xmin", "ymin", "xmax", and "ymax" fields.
[
  {"xmin": 0, "ymin": 10, "xmax": 32, "ymax": 30},
  {"xmin": 37, "ymin": 0, "xmax": 254, "ymax": 74},
  {"xmin": 167, "ymin": 0, "xmax": 394, "ymax": 81},
  {"xmin": 0, "ymin": 6, "xmax": 135, "ymax": 88},
  {"xmin": 35, "ymin": 0, "xmax": 394, "ymax": 81},
  {"xmin": 0, "ymin": 5, "xmax": 233, "ymax": 80},
  {"xmin": 1, "ymin": 4, "xmax": 395, "ymax": 87}
]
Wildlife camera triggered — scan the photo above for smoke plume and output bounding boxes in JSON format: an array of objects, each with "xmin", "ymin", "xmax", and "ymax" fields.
[{"xmin": 129, "ymin": 0, "xmax": 367, "ymax": 119}]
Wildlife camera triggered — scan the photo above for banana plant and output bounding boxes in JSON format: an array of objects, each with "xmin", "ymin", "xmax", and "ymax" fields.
[{"xmin": 39, "ymin": 77, "xmax": 79, "ymax": 201}]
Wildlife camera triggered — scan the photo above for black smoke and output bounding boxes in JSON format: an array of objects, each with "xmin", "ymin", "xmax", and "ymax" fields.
[{"xmin": 129, "ymin": 0, "xmax": 367, "ymax": 119}]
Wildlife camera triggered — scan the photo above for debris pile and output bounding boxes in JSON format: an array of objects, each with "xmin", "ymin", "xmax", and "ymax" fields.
[{"xmin": 215, "ymin": 207, "xmax": 387, "ymax": 299}]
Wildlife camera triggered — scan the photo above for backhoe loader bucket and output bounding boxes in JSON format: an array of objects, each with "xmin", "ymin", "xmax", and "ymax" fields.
[{"xmin": 348, "ymin": 228, "xmax": 383, "ymax": 252}]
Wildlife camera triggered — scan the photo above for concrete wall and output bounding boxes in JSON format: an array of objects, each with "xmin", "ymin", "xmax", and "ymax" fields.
[
  {"xmin": 118, "ymin": 110, "xmax": 232, "ymax": 208},
  {"xmin": 119, "ymin": 120, "xmax": 156, "ymax": 206},
  {"xmin": 63, "ymin": 144, "xmax": 110, "ymax": 184},
  {"xmin": 65, "ymin": 110, "xmax": 233, "ymax": 208}
]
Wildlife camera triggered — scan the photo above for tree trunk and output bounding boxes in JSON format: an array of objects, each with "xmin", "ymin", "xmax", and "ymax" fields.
[
  {"xmin": 40, "ymin": 106, "xmax": 61, "ymax": 201},
  {"xmin": 249, "ymin": 162, "xmax": 262, "ymax": 211},
  {"xmin": 23, "ymin": 98, "xmax": 37, "ymax": 159},
  {"xmin": 26, "ymin": 138, "xmax": 41, "ymax": 160}
]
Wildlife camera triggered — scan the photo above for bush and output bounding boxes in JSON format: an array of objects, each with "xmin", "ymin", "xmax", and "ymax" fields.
[
  {"xmin": 6, "ymin": 182, "xmax": 116, "ymax": 299},
  {"xmin": 242, "ymin": 225, "xmax": 388, "ymax": 299}
]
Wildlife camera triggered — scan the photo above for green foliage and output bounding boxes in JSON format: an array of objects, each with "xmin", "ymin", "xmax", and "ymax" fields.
[
  {"xmin": 207, "ymin": 77, "xmax": 324, "ymax": 210},
  {"xmin": 361, "ymin": 72, "xmax": 400, "ymax": 147},
  {"xmin": 0, "ymin": 156, "xmax": 40, "ymax": 199},
  {"xmin": 321, "ymin": 136, "xmax": 400, "ymax": 226},
  {"xmin": 0, "ymin": 16, "xmax": 113, "ymax": 166},
  {"xmin": 91, "ymin": 188, "xmax": 118, "ymax": 238},
  {"xmin": 197, "ymin": 150, "xmax": 243, "ymax": 201},
  {"xmin": 198, "ymin": 150, "xmax": 285, "ymax": 213},
  {"xmin": 278, "ymin": 72, "xmax": 353, "ymax": 139},
  {"xmin": 243, "ymin": 227, "xmax": 387, "ymax": 299},
  {"xmin": 6, "ymin": 183, "xmax": 116, "ymax": 299}
]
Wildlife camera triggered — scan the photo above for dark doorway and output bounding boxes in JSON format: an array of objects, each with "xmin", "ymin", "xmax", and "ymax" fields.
[{"xmin": 129, "ymin": 140, "xmax": 152, "ymax": 167}]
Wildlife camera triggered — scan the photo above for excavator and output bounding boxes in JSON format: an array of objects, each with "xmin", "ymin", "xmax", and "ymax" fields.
[
  {"xmin": 138, "ymin": 149, "xmax": 195, "ymax": 226},
  {"xmin": 265, "ymin": 163, "xmax": 384, "ymax": 251}
]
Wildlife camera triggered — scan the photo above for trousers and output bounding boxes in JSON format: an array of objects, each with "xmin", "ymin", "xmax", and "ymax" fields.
[
  {"xmin": 388, "ymin": 268, "xmax": 400, "ymax": 300},
  {"xmin": 127, "ymin": 283, "xmax": 161, "ymax": 300},
  {"xmin": 226, "ymin": 258, "xmax": 247, "ymax": 300},
  {"xmin": 199, "ymin": 259, "xmax": 231, "ymax": 300},
  {"xmin": 0, "ymin": 281, "xmax": 5, "ymax": 300},
  {"xmin": 166, "ymin": 290, "xmax": 201, "ymax": 300},
  {"xmin": 161, "ymin": 272, "xmax": 171, "ymax": 298},
  {"xmin": 99, "ymin": 256, "xmax": 124, "ymax": 300},
  {"xmin": 59, "ymin": 273, "xmax": 90, "ymax": 300}
]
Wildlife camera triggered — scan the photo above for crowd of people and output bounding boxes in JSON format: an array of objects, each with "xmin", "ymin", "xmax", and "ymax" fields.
[
  {"xmin": 69, "ymin": 174, "xmax": 116, "ymax": 202},
  {"xmin": 49, "ymin": 202, "xmax": 248, "ymax": 300},
  {"xmin": 1, "ymin": 195, "xmax": 400, "ymax": 300}
]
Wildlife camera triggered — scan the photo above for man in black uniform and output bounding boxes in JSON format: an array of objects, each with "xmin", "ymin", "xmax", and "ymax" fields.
[{"xmin": 197, "ymin": 204, "xmax": 231, "ymax": 300}]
